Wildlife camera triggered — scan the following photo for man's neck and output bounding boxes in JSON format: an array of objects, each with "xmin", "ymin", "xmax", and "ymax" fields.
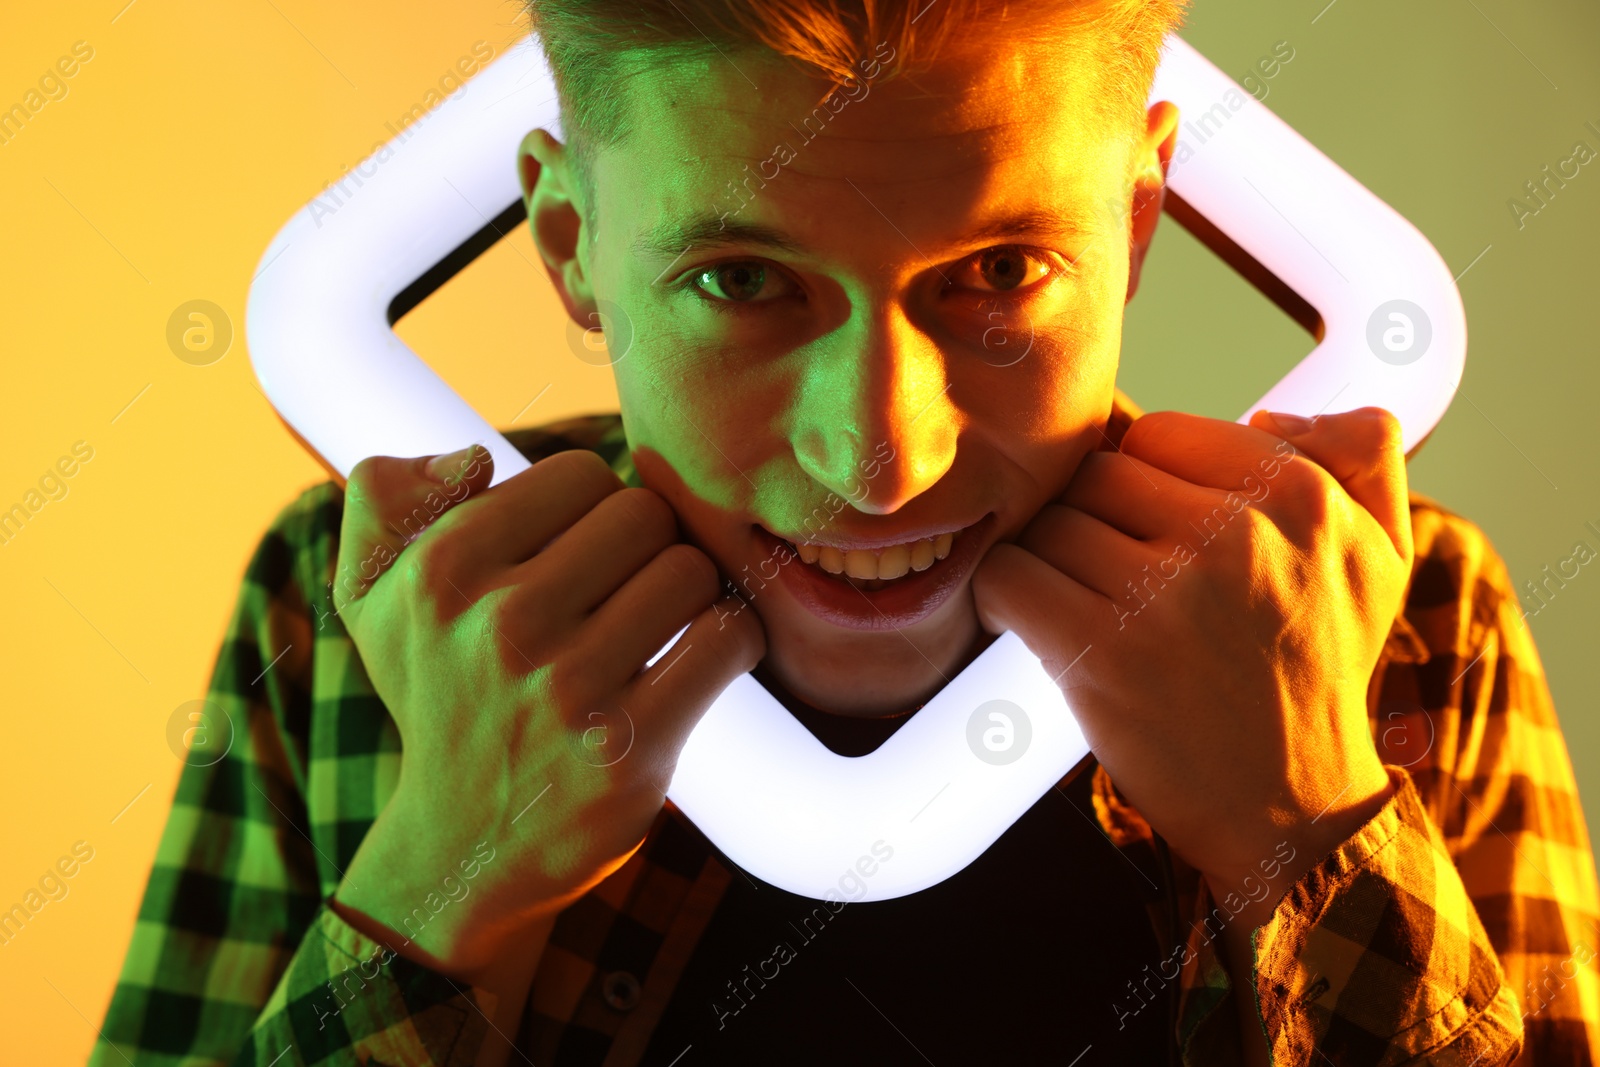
[{"xmin": 748, "ymin": 629, "xmax": 1001, "ymax": 757}]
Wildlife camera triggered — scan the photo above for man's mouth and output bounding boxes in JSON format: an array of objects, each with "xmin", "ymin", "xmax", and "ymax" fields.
[
  {"xmin": 789, "ymin": 531, "xmax": 957, "ymax": 591},
  {"xmin": 750, "ymin": 513, "xmax": 996, "ymax": 632}
]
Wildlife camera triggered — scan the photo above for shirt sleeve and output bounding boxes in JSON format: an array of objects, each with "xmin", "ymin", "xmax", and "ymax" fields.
[
  {"xmin": 1175, "ymin": 500, "xmax": 1600, "ymax": 1065},
  {"xmin": 1403, "ymin": 507, "xmax": 1600, "ymax": 1064},
  {"xmin": 230, "ymin": 902, "xmax": 494, "ymax": 1066},
  {"xmin": 89, "ymin": 484, "xmax": 494, "ymax": 1066}
]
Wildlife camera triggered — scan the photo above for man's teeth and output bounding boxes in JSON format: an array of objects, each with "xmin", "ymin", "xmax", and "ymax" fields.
[{"xmin": 793, "ymin": 532, "xmax": 955, "ymax": 580}]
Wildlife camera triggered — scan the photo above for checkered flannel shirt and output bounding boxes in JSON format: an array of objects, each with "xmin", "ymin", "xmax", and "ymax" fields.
[{"xmin": 92, "ymin": 391, "xmax": 1600, "ymax": 1065}]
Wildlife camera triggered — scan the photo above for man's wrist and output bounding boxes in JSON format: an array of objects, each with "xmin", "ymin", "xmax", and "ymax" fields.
[
  {"xmin": 1200, "ymin": 761, "xmax": 1395, "ymax": 934},
  {"xmin": 1203, "ymin": 769, "xmax": 1396, "ymax": 1067},
  {"xmin": 332, "ymin": 796, "xmax": 503, "ymax": 980},
  {"xmin": 333, "ymin": 790, "xmax": 569, "ymax": 993}
]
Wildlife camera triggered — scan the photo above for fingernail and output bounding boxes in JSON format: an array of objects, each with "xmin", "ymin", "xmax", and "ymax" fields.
[
  {"xmin": 1266, "ymin": 411, "xmax": 1314, "ymax": 435},
  {"xmin": 424, "ymin": 444, "xmax": 480, "ymax": 483}
]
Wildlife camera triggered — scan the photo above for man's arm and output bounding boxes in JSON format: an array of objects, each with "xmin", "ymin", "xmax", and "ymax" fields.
[
  {"xmin": 1180, "ymin": 499, "xmax": 1600, "ymax": 1064},
  {"xmin": 1404, "ymin": 503, "xmax": 1600, "ymax": 1060},
  {"xmin": 89, "ymin": 484, "xmax": 494, "ymax": 1066},
  {"xmin": 1210, "ymin": 764, "xmax": 1527, "ymax": 1065}
]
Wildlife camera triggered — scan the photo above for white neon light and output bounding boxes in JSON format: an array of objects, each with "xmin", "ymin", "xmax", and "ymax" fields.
[{"xmin": 247, "ymin": 34, "xmax": 1465, "ymax": 902}]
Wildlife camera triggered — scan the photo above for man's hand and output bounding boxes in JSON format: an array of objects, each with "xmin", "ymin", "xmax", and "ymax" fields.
[
  {"xmin": 326, "ymin": 445, "xmax": 764, "ymax": 989},
  {"xmin": 972, "ymin": 407, "xmax": 1412, "ymax": 904}
]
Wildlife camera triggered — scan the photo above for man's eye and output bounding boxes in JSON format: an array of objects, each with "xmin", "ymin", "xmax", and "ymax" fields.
[
  {"xmin": 949, "ymin": 246, "xmax": 1062, "ymax": 293},
  {"xmin": 685, "ymin": 261, "xmax": 796, "ymax": 305}
]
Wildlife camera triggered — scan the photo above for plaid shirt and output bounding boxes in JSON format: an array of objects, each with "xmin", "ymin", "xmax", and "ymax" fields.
[{"xmin": 92, "ymin": 391, "xmax": 1600, "ymax": 1066}]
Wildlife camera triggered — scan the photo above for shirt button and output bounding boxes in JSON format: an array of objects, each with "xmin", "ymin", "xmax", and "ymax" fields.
[{"xmin": 601, "ymin": 970, "xmax": 642, "ymax": 1011}]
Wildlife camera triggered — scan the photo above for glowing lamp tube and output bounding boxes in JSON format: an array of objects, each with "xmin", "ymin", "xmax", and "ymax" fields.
[{"xmin": 247, "ymin": 34, "xmax": 1464, "ymax": 901}]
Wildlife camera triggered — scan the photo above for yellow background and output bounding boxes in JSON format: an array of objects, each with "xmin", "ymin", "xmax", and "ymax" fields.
[{"xmin": 2, "ymin": 0, "xmax": 1597, "ymax": 1061}]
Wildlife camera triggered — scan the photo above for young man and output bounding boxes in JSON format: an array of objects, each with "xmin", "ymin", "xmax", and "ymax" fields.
[{"xmin": 95, "ymin": 1, "xmax": 1600, "ymax": 1064}]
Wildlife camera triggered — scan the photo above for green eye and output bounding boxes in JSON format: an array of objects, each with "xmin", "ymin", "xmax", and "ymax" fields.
[{"xmin": 690, "ymin": 261, "xmax": 788, "ymax": 303}]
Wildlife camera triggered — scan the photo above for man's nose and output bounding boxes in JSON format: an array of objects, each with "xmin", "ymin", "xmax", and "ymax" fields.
[{"xmin": 790, "ymin": 304, "xmax": 958, "ymax": 515}]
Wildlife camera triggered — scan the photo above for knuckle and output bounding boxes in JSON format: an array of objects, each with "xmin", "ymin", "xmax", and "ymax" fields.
[
  {"xmin": 1272, "ymin": 451, "xmax": 1322, "ymax": 496},
  {"xmin": 1120, "ymin": 410, "xmax": 1187, "ymax": 452},
  {"xmin": 1267, "ymin": 466, "xmax": 1345, "ymax": 541},
  {"xmin": 547, "ymin": 447, "xmax": 625, "ymax": 496},
  {"xmin": 425, "ymin": 495, "xmax": 473, "ymax": 540},
  {"xmin": 1222, "ymin": 508, "xmax": 1280, "ymax": 575},
  {"xmin": 389, "ymin": 492, "xmax": 450, "ymax": 544},
  {"xmin": 1314, "ymin": 473, "xmax": 1347, "ymax": 524},
  {"xmin": 344, "ymin": 455, "xmax": 403, "ymax": 513},
  {"xmin": 1189, "ymin": 498, "xmax": 1237, "ymax": 543},
  {"xmin": 611, "ymin": 487, "xmax": 677, "ymax": 542},
  {"xmin": 1357, "ymin": 406, "xmax": 1404, "ymax": 451},
  {"xmin": 547, "ymin": 651, "xmax": 602, "ymax": 714},
  {"xmin": 488, "ymin": 587, "xmax": 558, "ymax": 669},
  {"xmin": 656, "ymin": 542, "xmax": 720, "ymax": 599},
  {"xmin": 1238, "ymin": 505, "xmax": 1278, "ymax": 548},
  {"xmin": 410, "ymin": 524, "xmax": 463, "ymax": 576},
  {"xmin": 401, "ymin": 532, "xmax": 469, "ymax": 613}
]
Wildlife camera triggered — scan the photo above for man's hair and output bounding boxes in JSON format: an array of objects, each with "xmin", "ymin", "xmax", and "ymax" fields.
[{"xmin": 520, "ymin": 0, "xmax": 1190, "ymax": 238}]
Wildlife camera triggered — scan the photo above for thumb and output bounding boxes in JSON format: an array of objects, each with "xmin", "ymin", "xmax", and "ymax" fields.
[
  {"xmin": 1249, "ymin": 407, "xmax": 1412, "ymax": 562},
  {"xmin": 332, "ymin": 443, "xmax": 494, "ymax": 617}
]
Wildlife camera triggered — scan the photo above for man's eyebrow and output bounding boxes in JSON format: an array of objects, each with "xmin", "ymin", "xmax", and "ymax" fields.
[
  {"xmin": 632, "ymin": 206, "xmax": 1103, "ymax": 264},
  {"xmin": 634, "ymin": 215, "xmax": 808, "ymax": 262},
  {"xmin": 949, "ymin": 206, "xmax": 1105, "ymax": 247}
]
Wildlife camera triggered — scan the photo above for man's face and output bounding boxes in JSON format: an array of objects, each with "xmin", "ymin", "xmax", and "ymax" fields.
[{"xmin": 529, "ymin": 29, "xmax": 1175, "ymax": 718}]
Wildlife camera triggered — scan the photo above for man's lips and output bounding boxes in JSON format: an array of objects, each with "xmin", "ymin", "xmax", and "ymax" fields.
[
  {"xmin": 755, "ymin": 515, "xmax": 990, "ymax": 552},
  {"xmin": 749, "ymin": 512, "xmax": 997, "ymax": 631}
]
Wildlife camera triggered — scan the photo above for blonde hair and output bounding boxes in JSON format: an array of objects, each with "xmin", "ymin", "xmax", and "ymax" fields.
[{"xmin": 521, "ymin": 0, "xmax": 1189, "ymax": 225}]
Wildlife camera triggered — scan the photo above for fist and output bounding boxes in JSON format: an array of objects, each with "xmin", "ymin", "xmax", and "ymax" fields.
[
  {"xmin": 328, "ymin": 444, "xmax": 766, "ymax": 979},
  {"xmin": 973, "ymin": 407, "xmax": 1413, "ymax": 892}
]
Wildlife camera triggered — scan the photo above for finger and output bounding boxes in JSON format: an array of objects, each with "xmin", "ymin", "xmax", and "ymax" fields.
[
  {"xmin": 450, "ymin": 448, "xmax": 626, "ymax": 566},
  {"xmin": 334, "ymin": 444, "xmax": 494, "ymax": 615},
  {"xmin": 625, "ymin": 586, "xmax": 766, "ymax": 782},
  {"xmin": 516, "ymin": 486, "xmax": 680, "ymax": 619},
  {"xmin": 1118, "ymin": 410, "xmax": 1293, "ymax": 494},
  {"xmin": 1057, "ymin": 450, "xmax": 1218, "ymax": 542},
  {"xmin": 573, "ymin": 542, "xmax": 726, "ymax": 690},
  {"xmin": 1015, "ymin": 504, "xmax": 1160, "ymax": 601},
  {"xmin": 971, "ymin": 542, "xmax": 1111, "ymax": 663},
  {"xmin": 1248, "ymin": 406, "xmax": 1412, "ymax": 560}
]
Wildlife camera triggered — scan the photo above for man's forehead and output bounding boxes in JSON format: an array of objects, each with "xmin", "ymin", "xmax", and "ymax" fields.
[
  {"xmin": 616, "ymin": 41, "xmax": 1113, "ymax": 164},
  {"xmin": 597, "ymin": 47, "xmax": 1122, "ymax": 263}
]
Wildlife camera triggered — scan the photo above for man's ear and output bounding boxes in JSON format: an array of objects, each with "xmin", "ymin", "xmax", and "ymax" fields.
[
  {"xmin": 1126, "ymin": 100, "xmax": 1180, "ymax": 304},
  {"xmin": 519, "ymin": 127, "xmax": 595, "ymax": 325}
]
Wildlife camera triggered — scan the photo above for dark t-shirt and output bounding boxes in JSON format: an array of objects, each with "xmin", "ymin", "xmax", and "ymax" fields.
[{"xmin": 640, "ymin": 674, "xmax": 1178, "ymax": 1065}]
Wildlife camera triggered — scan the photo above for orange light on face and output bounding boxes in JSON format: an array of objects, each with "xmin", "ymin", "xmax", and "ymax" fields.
[{"xmin": 249, "ymin": 33, "xmax": 1463, "ymax": 898}]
